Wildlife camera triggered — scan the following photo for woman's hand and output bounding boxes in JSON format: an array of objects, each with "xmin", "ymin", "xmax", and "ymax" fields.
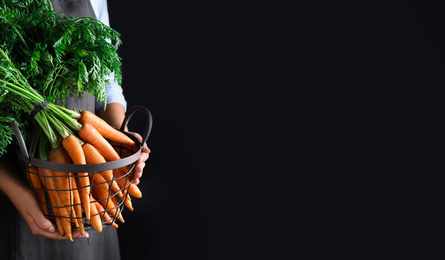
[
  {"xmin": 96, "ymin": 103, "xmax": 151, "ymax": 185},
  {"xmin": 127, "ymin": 131, "xmax": 150, "ymax": 185},
  {"xmin": 0, "ymin": 165, "xmax": 88, "ymax": 240},
  {"xmin": 10, "ymin": 186, "xmax": 89, "ymax": 240}
]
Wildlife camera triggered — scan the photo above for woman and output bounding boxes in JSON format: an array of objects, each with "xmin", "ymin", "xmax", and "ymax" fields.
[{"xmin": 0, "ymin": 1, "xmax": 150, "ymax": 259}]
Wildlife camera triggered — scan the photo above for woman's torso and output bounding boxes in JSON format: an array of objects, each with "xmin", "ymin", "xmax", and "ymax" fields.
[{"xmin": 0, "ymin": 1, "xmax": 120, "ymax": 259}]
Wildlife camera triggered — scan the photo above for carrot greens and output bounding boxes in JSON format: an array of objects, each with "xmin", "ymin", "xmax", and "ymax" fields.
[{"xmin": 0, "ymin": 0, "xmax": 122, "ymax": 156}]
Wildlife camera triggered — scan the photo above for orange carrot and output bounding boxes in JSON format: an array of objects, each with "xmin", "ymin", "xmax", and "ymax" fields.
[
  {"xmin": 91, "ymin": 173, "xmax": 121, "ymax": 220},
  {"xmin": 125, "ymin": 194, "xmax": 134, "ymax": 211},
  {"xmin": 91, "ymin": 173, "xmax": 111, "ymax": 202},
  {"xmin": 38, "ymin": 168, "xmax": 64, "ymax": 236},
  {"xmin": 70, "ymin": 176, "xmax": 85, "ymax": 235},
  {"xmin": 91, "ymin": 176, "xmax": 122, "ymax": 223},
  {"xmin": 39, "ymin": 168, "xmax": 73, "ymax": 241},
  {"xmin": 78, "ymin": 124, "xmax": 135, "ymax": 198},
  {"xmin": 71, "ymin": 208, "xmax": 79, "ymax": 228},
  {"xmin": 89, "ymin": 196, "xmax": 103, "ymax": 232},
  {"xmin": 119, "ymin": 189, "xmax": 134, "ymax": 211},
  {"xmin": 95, "ymin": 202, "xmax": 118, "ymax": 228},
  {"xmin": 78, "ymin": 123, "xmax": 123, "ymax": 162},
  {"xmin": 48, "ymin": 192, "xmax": 65, "ymax": 236},
  {"xmin": 79, "ymin": 110, "xmax": 135, "ymax": 146},
  {"xmin": 114, "ymin": 168, "xmax": 142, "ymax": 198},
  {"xmin": 62, "ymin": 135, "xmax": 91, "ymax": 220},
  {"xmin": 48, "ymin": 147, "xmax": 73, "ymax": 218},
  {"xmin": 112, "ymin": 141, "xmax": 137, "ymax": 158},
  {"xmin": 84, "ymin": 142, "xmax": 135, "ymax": 209},
  {"xmin": 82, "ymin": 143, "xmax": 123, "ymax": 197},
  {"xmin": 26, "ymin": 166, "xmax": 49, "ymax": 216},
  {"xmin": 110, "ymin": 194, "xmax": 125, "ymax": 223}
]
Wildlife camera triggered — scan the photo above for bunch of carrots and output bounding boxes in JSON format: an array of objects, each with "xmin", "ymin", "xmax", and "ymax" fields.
[
  {"xmin": 2, "ymin": 40, "xmax": 144, "ymax": 241},
  {"xmin": 25, "ymin": 110, "xmax": 142, "ymax": 241},
  {"xmin": 0, "ymin": 1, "xmax": 145, "ymax": 241}
]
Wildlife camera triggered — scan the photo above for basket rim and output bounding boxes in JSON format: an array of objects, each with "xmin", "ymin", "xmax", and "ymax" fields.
[{"xmin": 16, "ymin": 133, "xmax": 142, "ymax": 173}]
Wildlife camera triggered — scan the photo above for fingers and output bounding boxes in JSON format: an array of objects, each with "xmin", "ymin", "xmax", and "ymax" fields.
[
  {"xmin": 134, "ymin": 149, "xmax": 148, "ymax": 180},
  {"xmin": 72, "ymin": 229, "xmax": 89, "ymax": 240},
  {"xmin": 31, "ymin": 228, "xmax": 67, "ymax": 240},
  {"xmin": 8, "ymin": 170, "xmax": 90, "ymax": 241},
  {"xmin": 25, "ymin": 197, "xmax": 88, "ymax": 240},
  {"xmin": 133, "ymin": 161, "xmax": 145, "ymax": 180},
  {"xmin": 141, "ymin": 144, "xmax": 151, "ymax": 154},
  {"xmin": 21, "ymin": 192, "xmax": 58, "ymax": 237},
  {"xmin": 33, "ymin": 228, "xmax": 89, "ymax": 240},
  {"xmin": 33, "ymin": 213, "xmax": 56, "ymax": 234},
  {"xmin": 126, "ymin": 131, "xmax": 151, "ymax": 184},
  {"xmin": 138, "ymin": 148, "xmax": 150, "ymax": 164},
  {"xmin": 128, "ymin": 132, "xmax": 151, "ymax": 155},
  {"xmin": 27, "ymin": 210, "xmax": 89, "ymax": 240},
  {"xmin": 134, "ymin": 141, "xmax": 150, "ymax": 181}
]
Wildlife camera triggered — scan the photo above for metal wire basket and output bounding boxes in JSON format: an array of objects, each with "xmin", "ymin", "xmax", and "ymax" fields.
[{"xmin": 11, "ymin": 105, "xmax": 153, "ymax": 230}]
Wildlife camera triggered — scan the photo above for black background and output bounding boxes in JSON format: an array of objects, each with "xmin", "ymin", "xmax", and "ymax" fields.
[
  {"xmin": 106, "ymin": 2, "xmax": 288, "ymax": 259},
  {"xmin": 107, "ymin": 1, "xmax": 444, "ymax": 259},
  {"xmin": 107, "ymin": 2, "xmax": 250, "ymax": 259}
]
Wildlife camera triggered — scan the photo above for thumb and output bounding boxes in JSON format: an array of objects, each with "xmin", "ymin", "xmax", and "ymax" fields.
[{"xmin": 29, "ymin": 207, "xmax": 56, "ymax": 233}]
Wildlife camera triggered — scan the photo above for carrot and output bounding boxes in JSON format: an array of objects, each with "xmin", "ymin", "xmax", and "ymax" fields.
[
  {"xmin": 77, "ymin": 153, "xmax": 133, "ymax": 211},
  {"xmin": 48, "ymin": 147, "xmax": 73, "ymax": 218},
  {"xmin": 89, "ymin": 196, "xmax": 103, "ymax": 232},
  {"xmin": 78, "ymin": 124, "xmax": 136, "ymax": 197},
  {"xmin": 60, "ymin": 216, "xmax": 73, "ymax": 241},
  {"xmin": 70, "ymin": 176, "xmax": 85, "ymax": 235},
  {"xmin": 91, "ymin": 173, "xmax": 121, "ymax": 220},
  {"xmin": 39, "ymin": 168, "xmax": 73, "ymax": 241},
  {"xmin": 37, "ymin": 168, "xmax": 64, "ymax": 235},
  {"xmin": 79, "ymin": 110, "xmax": 135, "ymax": 146},
  {"xmin": 111, "ymin": 194, "xmax": 125, "ymax": 223},
  {"xmin": 91, "ymin": 176, "xmax": 124, "ymax": 223},
  {"xmin": 70, "ymin": 207, "xmax": 79, "ymax": 228},
  {"xmin": 95, "ymin": 202, "xmax": 118, "ymax": 228},
  {"xmin": 117, "ymin": 211, "xmax": 124, "ymax": 223},
  {"xmin": 91, "ymin": 173, "xmax": 111, "ymax": 203},
  {"xmin": 48, "ymin": 192, "xmax": 65, "ymax": 236},
  {"xmin": 82, "ymin": 143, "xmax": 123, "ymax": 197},
  {"xmin": 39, "ymin": 176, "xmax": 64, "ymax": 235},
  {"xmin": 78, "ymin": 123, "xmax": 124, "ymax": 163},
  {"xmin": 26, "ymin": 166, "xmax": 49, "ymax": 216},
  {"xmin": 120, "ymin": 189, "xmax": 134, "ymax": 211},
  {"xmin": 112, "ymin": 141, "xmax": 137, "ymax": 158},
  {"xmin": 114, "ymin": 168, "xmax": 142, "ymax": 198},
  {"xmin": 62, "ymin": 135, "xmax": 91, "ymax": 220}
]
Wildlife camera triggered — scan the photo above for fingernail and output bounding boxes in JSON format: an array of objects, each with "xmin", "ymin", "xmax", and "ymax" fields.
[{"xmin": 49, "ymin": 225, "xmax": 56, "ymax": 233}]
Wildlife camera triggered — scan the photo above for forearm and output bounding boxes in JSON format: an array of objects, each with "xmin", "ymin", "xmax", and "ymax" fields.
[
  {"xmin": 96, "ymin": 102, "xmax": 127, "ymax": 130},
  {"xmin": 0, "ymin": 160, "xmax": 29, "ymax": 200},
  {"xmin": 1, "ymin": 159, "xmax": 85, "ymax": 239},
  {"xmin": 96, "ymin": 102, "xmax": 150, "ymax": 184}
]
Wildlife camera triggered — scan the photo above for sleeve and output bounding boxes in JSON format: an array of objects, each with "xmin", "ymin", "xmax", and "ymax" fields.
[{"xmin": 90, "ymin": 0, "xmax": 127, "ymax": 112}]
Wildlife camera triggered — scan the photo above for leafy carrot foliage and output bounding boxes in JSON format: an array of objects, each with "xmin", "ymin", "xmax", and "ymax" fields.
[
  {"xmin": 0, "ymin": 0, "xmax": 122, "ymax": 105},
  {"xmin": 0, "ymin": 0, "xmax": 123, "ymax": 156}
]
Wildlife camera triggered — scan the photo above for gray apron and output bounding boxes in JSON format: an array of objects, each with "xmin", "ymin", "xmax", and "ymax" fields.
[{"xmin": 0, "ymin": 1, "xmax": 121, "ymax": 259}]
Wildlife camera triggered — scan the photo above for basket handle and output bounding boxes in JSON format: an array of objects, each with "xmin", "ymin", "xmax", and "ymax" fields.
[
  {"xmin": 120, "ymin": 105, "xmax": 153, "ymax": 145},
  {"xmin": 10, "ymin": 121, "xmax": 30, "ymax": 162}
]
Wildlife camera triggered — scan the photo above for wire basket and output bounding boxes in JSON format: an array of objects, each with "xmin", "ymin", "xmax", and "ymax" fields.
[{"xmin": 11, "ymin": 105, "xmax": 153, "ymax": 230}]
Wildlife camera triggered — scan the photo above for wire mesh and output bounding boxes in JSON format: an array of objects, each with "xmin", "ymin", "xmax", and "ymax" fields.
[
  {"xmin": 12, "ymin": 105, "xmax": 152, "ymax": 232},
  {"xmin": 18, "ymin": 138, "xmax": 140, "ymax": 230}
]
